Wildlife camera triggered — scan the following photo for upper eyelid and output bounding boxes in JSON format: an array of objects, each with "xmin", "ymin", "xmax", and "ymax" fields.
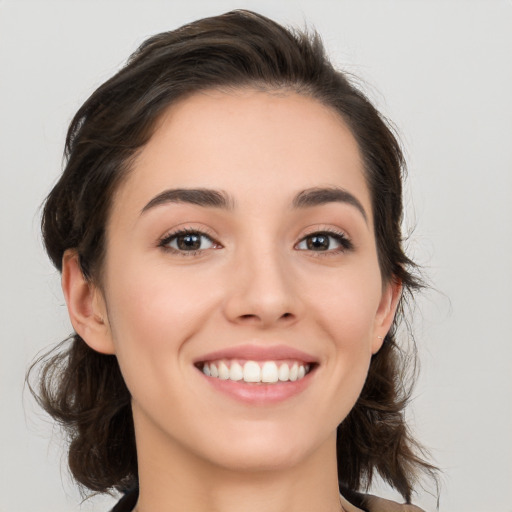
[
  {"xmin": 297, "ymin": 231, "xmax": 349, "ymax": 243},
  {"xmin": 159, "ymin": 226, "xmax": 219, "ymax": 244},
  {"xmin": 157, "ymin": 225, "xmax": 352, "ymax": 247},
  {"xmin": 298, "ymin": 226, "xmax": 351, "ymax": 240}
]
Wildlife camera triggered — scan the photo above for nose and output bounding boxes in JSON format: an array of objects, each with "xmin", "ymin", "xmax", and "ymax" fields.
[{"xmin": 222, "ymin": 244, "xmax": 301, "ymax": 328}]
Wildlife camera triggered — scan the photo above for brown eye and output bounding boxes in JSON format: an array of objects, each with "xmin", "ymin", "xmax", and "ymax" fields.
[
  {"xmin": 176, "ymin": 233, "xmax": 202, "ymax": 250},
  {"xmin": 306, "ymin": 234, "xmax": 330, "ymax": 251},
  {"xmin": 295, "ymin": 231, "xmax": 352, "ymax": 252},
  {"xmin": 162, "ymin": 231, "xmax": 216, "ymax": 252}
]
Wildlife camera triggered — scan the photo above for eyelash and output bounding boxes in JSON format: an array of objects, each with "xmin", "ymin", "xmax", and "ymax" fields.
[
  {"xmin": 158, "ymin": 228, "xmax": 221, "ymax": 256},
  {"xmin": 159, "ymin": 227, "xmax": 353, "ymax": 258},
  {"xmin": 295, "ymin": 229, "xmax": 353, "ymax": 256}
]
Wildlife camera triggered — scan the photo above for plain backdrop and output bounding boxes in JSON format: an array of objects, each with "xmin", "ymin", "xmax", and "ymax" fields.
[{"xmin": 1, "ymin": 1, "xmax": 511, "ymax": 511}]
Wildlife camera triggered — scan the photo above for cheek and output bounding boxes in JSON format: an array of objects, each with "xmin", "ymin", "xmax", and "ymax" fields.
[
  {"xmin": 102, "ymin": 256, "xmax": 220, "ymax": 381},
  {"xmin": 110, "ymin": 269, "xmax": 209, "ymax": 338},
  {"xmin": 309, "ymin": 264, "xmax": 383, "ymax": 408},
  {"xmin": 101, "ymin": 261, "xmax": 220, "ymax": 435},
  {"xmin": 314, "ymin": 265, "xmax": 382, "ymax": 347}
]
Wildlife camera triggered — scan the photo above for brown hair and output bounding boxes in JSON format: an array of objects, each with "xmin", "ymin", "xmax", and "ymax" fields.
[{"xmin": 29, "ymin": 9, "xmax": 437, "ymax": 505}]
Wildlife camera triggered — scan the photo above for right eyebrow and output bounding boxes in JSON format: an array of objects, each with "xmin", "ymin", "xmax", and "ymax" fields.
[{"xmin": 140, "ymin": 188, "xmax": 235, "ymax": 215}]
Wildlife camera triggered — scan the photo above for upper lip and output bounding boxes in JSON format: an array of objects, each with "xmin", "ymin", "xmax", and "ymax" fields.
[{"xmin": 195, "ymin": 343, "xmax": 318, "ymax": 364}]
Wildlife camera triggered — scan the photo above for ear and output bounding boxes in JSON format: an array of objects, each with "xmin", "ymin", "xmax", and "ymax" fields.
[
  {"xmin": 371, "ymin": 278, "xmax": 402, "ymax": 354},
  {"xmin": 61, "ymin": 250, "xmax": 115, "ymax": 355}
]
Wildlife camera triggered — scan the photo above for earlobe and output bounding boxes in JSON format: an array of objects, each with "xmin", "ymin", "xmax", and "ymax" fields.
[
  {"xmin": 372, "ymin": 279, "xmax": 402, "ymax": 354},
  {"xmin": 61, "ymin": 250, "xmax": 115, "ymax": 355}
]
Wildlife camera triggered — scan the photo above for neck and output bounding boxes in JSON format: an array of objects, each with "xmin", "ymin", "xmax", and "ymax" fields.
[{"xmin": 133, "ymin": 413, "xmax": 344, "ymax": 512}]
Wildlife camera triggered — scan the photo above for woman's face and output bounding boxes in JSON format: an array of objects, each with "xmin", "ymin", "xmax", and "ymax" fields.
[{"xmin": 92, "ymin": 90, "xmax": 399, "ymax": 473}]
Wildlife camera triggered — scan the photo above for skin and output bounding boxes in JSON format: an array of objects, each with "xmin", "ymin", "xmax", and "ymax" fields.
[{"xmin": 62, "ymin": 90, "xmax": 402, "ymax": 512}]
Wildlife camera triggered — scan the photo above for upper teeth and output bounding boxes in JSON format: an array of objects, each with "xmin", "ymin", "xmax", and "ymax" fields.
[{"xmin": 202, "ymin": 360, "xmax": 310, "ymax": 383}]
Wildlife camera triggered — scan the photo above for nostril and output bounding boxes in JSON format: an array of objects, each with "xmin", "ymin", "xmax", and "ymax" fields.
[
  {"xmin": 240, "ymin": 314, "xmax": 259, "ymax": 320},
  {"xmin": 237, "ymin": 312, "xmax": 293, "ymax": 323}
]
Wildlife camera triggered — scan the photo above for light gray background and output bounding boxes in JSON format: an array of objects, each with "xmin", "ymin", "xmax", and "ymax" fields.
[{"xmin": 1, "ymin": 1, "xmax": 511, "ymax": 511}]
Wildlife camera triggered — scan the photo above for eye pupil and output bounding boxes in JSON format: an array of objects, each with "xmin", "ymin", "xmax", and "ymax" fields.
[
  {"xmin": 307, "ymin": 235, "xmax": 329, "ymax": 250},
  {"xmin": 177, "ymin": 234, "xmax": 201, "ymax": 250}
]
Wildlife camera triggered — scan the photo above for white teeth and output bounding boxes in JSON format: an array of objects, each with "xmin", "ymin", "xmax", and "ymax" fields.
[
  {"xmin": 202, "ymin": 360, "xmax": 310, "ymax": 384},
  {"xmin": 261, "ymin": 361, "xmax": 279, "ymax": 383},
  {"xmin": 218, "ymin": 361, "xmax": 230, "ymax": 380},
  {"xmin": 243, "ymin": 361, "xmax": 261, "ymax": 383},
  {"xmin": 229, "ymin": 362, "xmax": 243, "ymax": 381},
  {"xmin": 289, "ymin": 362, "xmax": 299, "ymax": 381},
  {"xmin": 278, "ymin": 363, "xmax": 290, "ymax": 381},
  {"xmin": 210, "ymin": 363, "xmax": 219, "ymax": 378}
]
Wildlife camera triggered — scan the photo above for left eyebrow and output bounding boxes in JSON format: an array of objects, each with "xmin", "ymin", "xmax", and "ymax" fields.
[{"xmin": 292, "ymin": 187, "xmax": 368, "ymax": 223}]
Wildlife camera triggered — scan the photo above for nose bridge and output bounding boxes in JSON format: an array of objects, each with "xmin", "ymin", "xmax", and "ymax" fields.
[{"xmin": 224, "ymin": 231, "xmax": 298, "ymax": 325}]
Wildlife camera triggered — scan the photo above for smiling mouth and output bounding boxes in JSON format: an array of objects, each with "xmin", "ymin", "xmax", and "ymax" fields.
[{"xmin": 197, "ymin": 359, "xmax": 315, "ymax": 384}]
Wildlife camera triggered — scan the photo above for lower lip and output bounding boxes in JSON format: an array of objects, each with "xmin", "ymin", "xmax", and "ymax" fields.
[{"xmin": 198, "ymin": 368, "xmax": 315, "ymax": 405}]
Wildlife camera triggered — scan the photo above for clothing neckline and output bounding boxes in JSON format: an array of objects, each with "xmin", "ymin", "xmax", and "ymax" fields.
[{"xmin": 111, "ymin": 487, "xmax": 370, "ymax": 512}]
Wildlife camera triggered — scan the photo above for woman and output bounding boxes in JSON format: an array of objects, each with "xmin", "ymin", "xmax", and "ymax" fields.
[{"xmin": 31, "ymin": 10, "xmax": 436, "ymax": 512}]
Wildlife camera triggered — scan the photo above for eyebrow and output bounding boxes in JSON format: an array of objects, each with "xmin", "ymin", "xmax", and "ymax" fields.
[
  {"xmin": 292, "ymin": 187, "xmax": 368, "ymax": 222},
  {"xmin": 140, "ymin": 186, "xmax": 367, "ymax": 222},
  {"xmin": 141, "ymin": 188, "xmax": 234, "ymax": 214}
]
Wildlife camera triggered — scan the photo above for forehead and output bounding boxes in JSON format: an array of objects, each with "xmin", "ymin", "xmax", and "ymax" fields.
[{"xmin": 111, "ymin": 89, "xmax": 371, "ymax": 223}]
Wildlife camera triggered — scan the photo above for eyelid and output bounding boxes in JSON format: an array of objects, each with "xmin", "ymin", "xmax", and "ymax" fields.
[{"xmin": 158, "ymin": 223, "xmax": 218, "ymax": 243}]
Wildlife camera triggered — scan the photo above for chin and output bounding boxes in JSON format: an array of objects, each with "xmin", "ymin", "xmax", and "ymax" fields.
[
  {"xmin": 208, "ymin": 445, "xmax": 308, "ymax": 473},
  {"xmin": 196, "ymin": 421, "xmax": 332, "ymax": 473}
]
